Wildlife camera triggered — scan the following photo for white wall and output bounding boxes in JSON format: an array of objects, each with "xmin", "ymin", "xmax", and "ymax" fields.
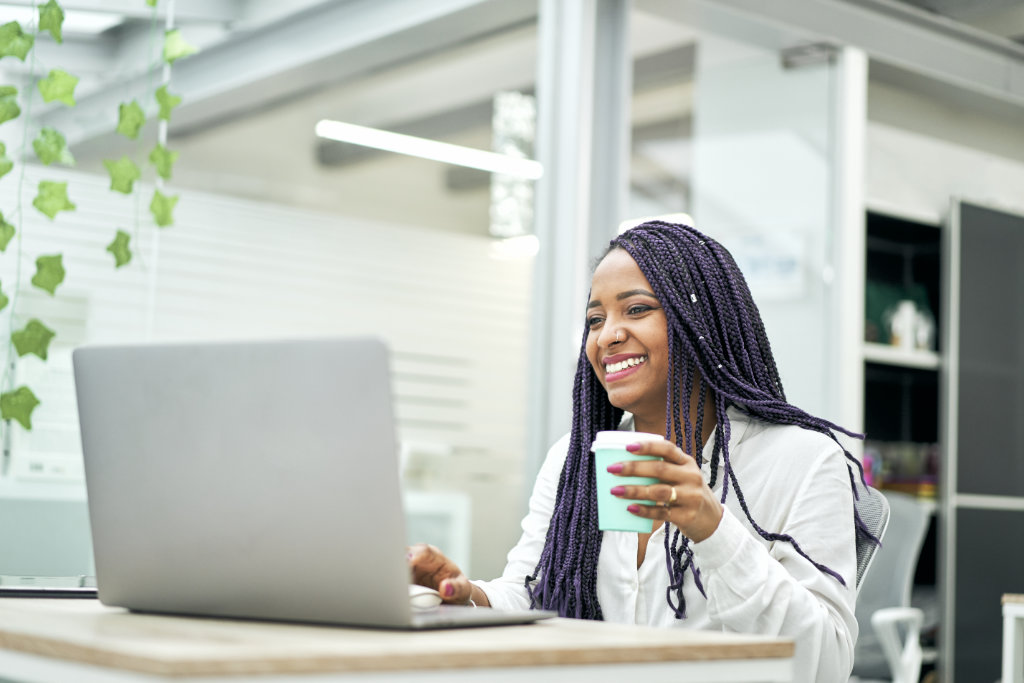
[
  {"xmin": 866, "ymin": 77, "xmax": 1024, "ymax": 223},
  {"xmin": 865, "ymin": 121, "xmax": 1024, "ymax": 225}
]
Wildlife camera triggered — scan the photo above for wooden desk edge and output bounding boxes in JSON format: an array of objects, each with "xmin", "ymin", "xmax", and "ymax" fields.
[{"xmin": 0, "ymin": 608, "xmax": 795, "ymax": 677}]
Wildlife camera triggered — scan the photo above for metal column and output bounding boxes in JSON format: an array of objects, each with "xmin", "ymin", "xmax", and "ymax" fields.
[{"xmin": 526, "ymin": 0, "xmax": 632, "ymax": 484}]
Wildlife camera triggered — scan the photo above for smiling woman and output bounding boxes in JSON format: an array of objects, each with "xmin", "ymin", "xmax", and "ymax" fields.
[{"xmin": 410, "ymin": 220, "xmax": 877, "ymax": 683}]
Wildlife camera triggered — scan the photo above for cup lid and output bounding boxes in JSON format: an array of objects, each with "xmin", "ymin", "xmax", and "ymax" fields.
[{"xmin": 591, "ymin": 430, "xmax": 667, "ymax": 451}]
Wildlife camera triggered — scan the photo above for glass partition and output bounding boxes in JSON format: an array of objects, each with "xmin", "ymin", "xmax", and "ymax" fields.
[{"xmin": 0, "ymin": 10, "xmax": 539, "ymax": 582}]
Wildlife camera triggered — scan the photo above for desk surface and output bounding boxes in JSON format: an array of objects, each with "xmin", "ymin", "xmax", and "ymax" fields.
[{"xmin": 0, "ymin": 599, "xmax": 793, "ymax": 678}]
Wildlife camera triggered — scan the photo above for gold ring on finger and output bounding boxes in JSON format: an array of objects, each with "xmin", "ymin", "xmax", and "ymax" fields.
[{"xmin": 668, "ymin": 486, "xmax": 678, "ymax": 504}]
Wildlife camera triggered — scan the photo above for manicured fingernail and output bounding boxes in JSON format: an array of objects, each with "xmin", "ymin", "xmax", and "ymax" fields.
[
  {"xmin": 606, "ymin": 463, "xmax": 623, "ymax": 473},
  {"xmin": 444, "ymin": 583, "xmax": 454, "ymax": 597},
  {"xmin": 625, "ymin": 443, "xmax": 641, "ymax": 452},
  {"xmin": 610, "ymin": 486, "xmax": 626, "ymax": 496},
  {"xmin": 627, "ymin": 504, "xmax": 641, "ymax": 513}
]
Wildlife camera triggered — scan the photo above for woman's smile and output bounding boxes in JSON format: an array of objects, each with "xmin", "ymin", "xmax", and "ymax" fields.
[{"xmin": 603, "ymin": 353, "xmax": 648, "ymax": 381}]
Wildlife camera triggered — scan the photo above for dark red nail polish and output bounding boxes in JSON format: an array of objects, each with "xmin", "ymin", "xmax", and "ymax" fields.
[
  {"xmin": 610, "ymin": 485, "xmax": 626, "ymax": 496},
  {"xmin": 444, "ymin": 583, "xmax": 454, "ymax": 597},
  {"xmin": 606, "ymin": 463, "xmax": 623, "ymax": 473},
  {"xmin": 625, "ymin": 443, "xmax": 641, "ymax": 452},
  {"xmin": 627, "ymin": 504, "xmax": 640, "ymax": 513}
]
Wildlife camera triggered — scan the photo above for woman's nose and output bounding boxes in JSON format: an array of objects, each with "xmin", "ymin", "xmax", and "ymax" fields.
[{"xmin": 598, "ymin": 324, "xmax": 623, "ymax": 348}]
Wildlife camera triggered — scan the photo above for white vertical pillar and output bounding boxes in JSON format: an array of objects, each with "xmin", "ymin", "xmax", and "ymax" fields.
[
  {"xmin": 831, "ymin": 47, "xmax": 867, "ymax": 442},
  {"xmin": 526, "ymin": 0, "xmax": 631, "ymax": 483},
  {"xmin": 588, "ymin": 0, "xmax": 632, "ymax": 260}
]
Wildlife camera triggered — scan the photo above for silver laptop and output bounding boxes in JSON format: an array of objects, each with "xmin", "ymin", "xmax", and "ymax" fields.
[{"xmin": 72, "ymin": 337, "xmax": 553, "ymax": 629}]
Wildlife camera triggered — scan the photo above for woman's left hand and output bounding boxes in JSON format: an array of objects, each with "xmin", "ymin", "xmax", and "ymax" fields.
[{"xmin": 609, "ymin": 439, "xmax": 724, "ymax": 542}]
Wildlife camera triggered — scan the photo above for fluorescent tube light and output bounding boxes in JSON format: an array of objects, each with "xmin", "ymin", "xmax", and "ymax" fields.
[{"xmin": 315, "ymin": 119, "xmax": 543, "ymax": 180}]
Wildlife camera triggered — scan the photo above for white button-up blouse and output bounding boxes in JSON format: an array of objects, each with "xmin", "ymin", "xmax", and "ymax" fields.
[{"xmin": 475, "ymin": 406, "xmax": 859, "ymax": 683}]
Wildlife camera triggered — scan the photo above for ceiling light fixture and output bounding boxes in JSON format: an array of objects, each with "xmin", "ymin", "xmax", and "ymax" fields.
[{"xmin": 314, "ymin": 119, "xmax": 543, "ymax": 180}]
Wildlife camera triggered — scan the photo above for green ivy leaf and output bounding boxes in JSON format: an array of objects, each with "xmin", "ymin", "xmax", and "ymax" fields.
[
  {"xmin": 31, "ymin": 253, "xmax": 65, "ymax": 295},
  {"xmin": 0, "ymin": 211, "xmax": 15, "ymax": 251},
  {"xmin": 106, "ymin": 229, "xmax": 132, "ymax": 268},
  {"xmin": 32, "ymin": 127, "xmax": 75, "ymax": 166},
  {"xmin": 149, "ymin": 189, "xmax": 178, "ymax": 227},
  {"xmin": 37, "ymin": 69, "xmax": 78, "ymax": 106},
  {"xmin": 103, "ymin": 157, "xmax": 140, "ymax": 194},
  {"xmin": 1, "ymin": 386, "xmax": 40, "ymax": 430},
  {"xmin": 39, "ymin": 0, "xmax": 65, "ymax": 44},
  {"xmin": 0, "ymin": 141, "xmax": 12, "ymax": 179},
  {"xmin": 116, "ymin": 100, "xmax": 145, "ymax": 139},
  {"xmin": 0, "ymin": 22, "xmax": 34, "ymax": 62},
  {"xmin": 155, "ymin": 85, "xmax": 181, "ymax": 121},
  {"xmin": 0, "ymin": 87, "xmax": 20, "ymax": 125},
  {"xmin": 33, "ymin": 180, "xmax": 76, "ymax": 219},
  {"xmin": 163, "ymin": 29, "xmax": 198, "ymax": 64},
  {"xmin": 12, "ymin": 319, "xmax": 56, "ymax": 360},
  {"xmin": 148, "ymin": 143, "xmax": 178, "ymax": 180},
  {"xmin": 0, "ymin": 280, "xmax": 8, "ymax": 312}
]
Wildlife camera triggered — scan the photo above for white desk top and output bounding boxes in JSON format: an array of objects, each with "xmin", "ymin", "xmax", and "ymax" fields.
[{"xmin": 0, "ymin": 599, "xmax": 794, "ymax": 678}]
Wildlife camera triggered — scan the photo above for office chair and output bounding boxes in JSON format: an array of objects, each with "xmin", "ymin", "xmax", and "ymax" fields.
[
  {"xmin": 851, "ymin": 491, "xmax": 931, "ymax": 683},
  {"xmin": 855, "ymin": 481, "xmax": 890, "ymax": 589}
]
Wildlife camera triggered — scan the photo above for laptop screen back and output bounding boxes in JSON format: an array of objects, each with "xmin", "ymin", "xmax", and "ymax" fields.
[{"xmin": 73, "ymin": 337, "xmax": 415, "ymax": 627}]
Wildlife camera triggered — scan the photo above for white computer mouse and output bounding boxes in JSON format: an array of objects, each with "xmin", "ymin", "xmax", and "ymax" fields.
[{"xmin": 408, "ymin": 584, "xmax": 443, "ymax": 609}]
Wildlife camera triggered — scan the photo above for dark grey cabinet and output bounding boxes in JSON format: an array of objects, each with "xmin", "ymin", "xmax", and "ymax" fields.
[{"xmin": 941, "ymin": 201, "xmax": 1024, "ymax": 681}]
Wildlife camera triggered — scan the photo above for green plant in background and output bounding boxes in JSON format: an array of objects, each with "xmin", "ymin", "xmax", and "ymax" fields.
[{"xmin": 0, "ymin": 0, "xmax": 197, "ymax": 434}]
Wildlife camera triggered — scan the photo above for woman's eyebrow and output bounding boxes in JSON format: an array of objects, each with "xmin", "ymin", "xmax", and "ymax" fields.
[
  {"xmin": 587, "ymin": 289, "xmax": 657, "ymax": 309},
  {"xmin": 616, "ymin": 289, "xmax": 657, "ymax": 301}
]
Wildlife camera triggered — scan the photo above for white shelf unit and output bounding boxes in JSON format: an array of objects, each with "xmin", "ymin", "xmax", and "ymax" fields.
[
  {"xmin": 861, "ymin": 210, "xmax": 943, "ymax": 680},
  {"xmin": 862, "ymin": 342, "xmax": 941, "ymax": 370}
]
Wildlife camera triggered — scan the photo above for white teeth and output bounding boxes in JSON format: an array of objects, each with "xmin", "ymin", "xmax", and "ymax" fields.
[{"xmin": 605, "ymin": 356, "xmax": 647, "ymax": 373}]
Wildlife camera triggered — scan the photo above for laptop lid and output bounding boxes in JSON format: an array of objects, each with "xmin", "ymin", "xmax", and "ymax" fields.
[
  {"xmin": 74, "ymin": 337, "xmax": 423, "ymax": 627},
  {"xmin": 73, "ymin": 337, "xmax": 553, "ymax": 630}
]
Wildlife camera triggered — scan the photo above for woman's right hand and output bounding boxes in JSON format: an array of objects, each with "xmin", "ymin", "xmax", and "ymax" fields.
[{"xmin": 407, "ymin": 543, "xmax": 482, "ymax": 606}]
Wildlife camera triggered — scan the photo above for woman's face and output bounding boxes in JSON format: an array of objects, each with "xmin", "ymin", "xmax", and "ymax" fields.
[{"xmin": 585, "ymin": 248, "xmax": 669, "ymax": 421}]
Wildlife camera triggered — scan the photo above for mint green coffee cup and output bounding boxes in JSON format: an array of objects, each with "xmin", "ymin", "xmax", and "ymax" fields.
[{"xmin": 592, "ymin": 431, "xmax": 667, "ymax": 532}]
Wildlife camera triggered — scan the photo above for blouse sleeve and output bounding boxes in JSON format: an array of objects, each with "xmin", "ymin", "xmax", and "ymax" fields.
[
  {"xmin": 471, "ymin": 433, "xmax": 570, "ymax": 611},
  {"xmin": 689, "ymin": 444, "xmax": 859, "ymax": 683}
]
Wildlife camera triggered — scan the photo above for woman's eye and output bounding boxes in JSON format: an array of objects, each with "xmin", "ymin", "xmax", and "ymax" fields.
[
  {"xmin": 586, "ymin": 315, "xmax": 604, "ymax": 329},
  {"xmin": 627, "ymin": 304, "xmax": 652, "ymax": 315}
]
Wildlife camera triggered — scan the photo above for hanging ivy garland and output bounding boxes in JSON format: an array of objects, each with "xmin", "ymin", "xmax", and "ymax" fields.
[{"xmin": 0, "ymin": 0, "xmax": 197, "ymax": 433}]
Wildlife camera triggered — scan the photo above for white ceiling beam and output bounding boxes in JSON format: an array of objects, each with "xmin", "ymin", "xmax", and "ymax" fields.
[
  {"xmin": 230, "ymin": 0, "xmax": 341, "ymax": 30},
  {"xmin": 953, "ymin": 4, "xmax": 1024, "ymax": 40},
  {"xmin": 1, "ymin": 35, "xmax": 114, "ymax": 79},
  {"xmin": 0, "ymin": 0, "xmax": 243, "ymax": 23},
  {"xmin": 103, "ymin": 21, "xmax": 230, "ymax": 83},
  {"xmin": 36, "ymin": 0, "xmax": 536, "ymax": 147},
  {"xmin": 639, "ymin": 0, "xmax": 1024, "ymax": 107},
  {"xmin": 0, "ymin": 3, "xmax": 235, "ymax": 91}
]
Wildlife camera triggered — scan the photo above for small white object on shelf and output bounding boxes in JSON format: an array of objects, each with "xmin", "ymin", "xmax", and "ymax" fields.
[{"xmin": 863, "ymin": 342, "xmax": 940, "ymax": 370}]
